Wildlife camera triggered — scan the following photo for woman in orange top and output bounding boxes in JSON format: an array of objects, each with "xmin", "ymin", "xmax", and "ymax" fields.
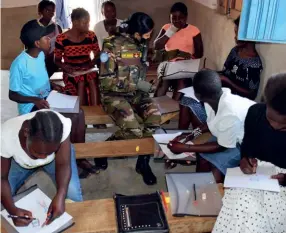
[{"xmin": 154, "ymin": 2, "xmax": 203, "ymax": 100}]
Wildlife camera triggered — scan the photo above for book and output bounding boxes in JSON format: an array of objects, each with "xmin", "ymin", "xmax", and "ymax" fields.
[
  {"xmin": 1, "ymin": 188, "xmax": 73, "ymax": 233},
  {"xmin": 224, "ymin": 166, "xmax": 280, "ymax": 192},
  {"xmin": 166, "ymin": 172, "xmax": 222, "ymax": 217},
  {"xmin": 46, "ymin": 91, "xmax": 79, "ymax": 113}
]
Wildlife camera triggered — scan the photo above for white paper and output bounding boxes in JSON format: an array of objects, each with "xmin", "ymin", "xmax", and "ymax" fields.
[
  {"xmin": 224, "ymin": 166, "xmax": 280, "ymax": 192},
  {"xmin": 179, "ymin": 86, "xmax": 200, "ymax": 102},
  {"xmin": 1, "ymin": 189, "xmax": 73, "ymax": 233},
  {"xmin": 153, "ymin": 133, "xmax": 195, "ymax": 160},
  {"xmin": 50, "ymin": 72, "xmax": 63, "ymax": 81},
  {"xmin": 46, "ymin": 91, "xmax": 78, "ymax": 109}
]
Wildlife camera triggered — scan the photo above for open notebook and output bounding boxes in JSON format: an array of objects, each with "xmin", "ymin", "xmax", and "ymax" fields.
[{"xmin": 1, "ymin": 188, "xmax": 73, "ymax": 233}]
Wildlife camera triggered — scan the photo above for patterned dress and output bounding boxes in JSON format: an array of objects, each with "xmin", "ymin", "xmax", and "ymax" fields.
[{"xmin": 54, "ymin": 31, "xmax": 100, "ymax": 98}]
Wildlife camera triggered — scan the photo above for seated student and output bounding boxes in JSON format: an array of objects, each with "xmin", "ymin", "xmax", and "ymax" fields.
[
  {"xmin": 154, "ymin": 2, "xmax": 203, "ymax": 101},
  {"xmin": 1, "ymin": 110, "xmax": 82, "ymax": 227},
  {"xmin": 9, "ymin": 19, "xmax": 97, "ymax": 178},
  {"xmin": 55, "ymin": 8, "xmax": 101, "ymax": 106},
  {"xmin": 37, "ymin": 0, "xmax": 62, "ymax": 77},
  {"xmin": 167, "ymin": 70, "xmax": 255, "ymax": 182},
  {"xmin": 213, "ymin": 73, "xmax": 286, "ymax": 233},
  {"xmin": 94, "ymin": 1, "xmax": 122, "ymax": 50}
]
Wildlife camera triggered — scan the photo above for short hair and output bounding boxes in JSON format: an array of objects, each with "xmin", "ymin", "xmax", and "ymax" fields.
[
  {"xmin": 193, "ymin": 70, "xmax": 222, "ymax": 99},
  {"xmin": 29, "ymin": 111, "xmax": 63, "ymax": 144},
  {"xmin": 120, "ymin": 12, "xmax": 154, "ymax": 36},
  {"xmin": 38, "ymin": 0, "xmax": 55, "ymax": 13},
  {"xmin": 264, "ymin": 73, "xmax": 286, "ymax": 115},
  {"xmin": 71, "ymin": 8, "xmax": 90, "ymax": 22},
  {"xmin": 101, "ymin": 1, "xmax": 115, "ymax": 9},
  {"xmin": 170, "ymin": 2, "xmax": 188, "ymax": 16},
  {"xmin": 234, "ymin": 16, "xmax": 240, "ymax": 27}
]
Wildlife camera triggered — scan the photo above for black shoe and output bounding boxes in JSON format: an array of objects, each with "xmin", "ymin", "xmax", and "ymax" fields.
[
  {"xmin": 136, "ymin": 155, "xmax": 157, "ymax": 185},
  {"xmin": 94, "ymin": 158, "xmax": 108, "ymax": 170}
]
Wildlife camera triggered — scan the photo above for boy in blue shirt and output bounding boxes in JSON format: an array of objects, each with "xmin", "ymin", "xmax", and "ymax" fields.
[{"xmin": 9, "ymin": 19, "xmax": 62, "ymax": 115}]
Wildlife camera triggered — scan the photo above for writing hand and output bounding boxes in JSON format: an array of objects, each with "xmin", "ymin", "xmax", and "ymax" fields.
[
  {"xmin": 10, "ymin": 208, "xmax": 33, "ymax": 227},
  {"xmin": 167, "ymin": 141, "xmax": 188, "ymax": 154},
  {"xmin": 240, "ymin": 157, "xmax": 257, "ymax": 174}
]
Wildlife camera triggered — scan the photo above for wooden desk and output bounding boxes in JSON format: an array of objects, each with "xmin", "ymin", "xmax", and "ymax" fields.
[{"xmin": 65, "ymin": 184, "xmax": 223, "ymax": 233}]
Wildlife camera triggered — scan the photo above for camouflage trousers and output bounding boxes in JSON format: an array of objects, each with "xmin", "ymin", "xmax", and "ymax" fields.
[{"xmin": 102, "ymin": 91, "xmax": 161, "ymax": 139}]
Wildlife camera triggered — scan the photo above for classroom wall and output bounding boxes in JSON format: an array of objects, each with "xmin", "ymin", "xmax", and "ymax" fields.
[{"xmin": 1, "ymin": 0, "xmax": 286, "ymax": 97}]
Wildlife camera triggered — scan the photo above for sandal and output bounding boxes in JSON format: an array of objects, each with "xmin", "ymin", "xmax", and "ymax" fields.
[{"xmin": 165, "ymin": 160, "xmax": 177, "ymax": 170}]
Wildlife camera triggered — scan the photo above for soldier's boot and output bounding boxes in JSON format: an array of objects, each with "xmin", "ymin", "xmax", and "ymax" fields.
[{"xmin": 136, "ymin": 155, "xmax": 157, "ymax": 185}]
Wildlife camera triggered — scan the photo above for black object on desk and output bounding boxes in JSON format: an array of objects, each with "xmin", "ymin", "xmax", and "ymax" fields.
[{"xmin": 114, "ymin": 192, "xmax": 169, "ymax": 233}]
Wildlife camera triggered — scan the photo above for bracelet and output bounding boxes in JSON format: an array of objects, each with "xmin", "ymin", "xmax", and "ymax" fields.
[{"xmin": 192, "ymin": 127, "xmax": 202, "ymax": 138}]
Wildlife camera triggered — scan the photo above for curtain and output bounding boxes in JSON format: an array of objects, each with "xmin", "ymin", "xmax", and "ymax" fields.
[{"xmin": 68, "ymin": 0, "xmax": 107, "ymax": 30}]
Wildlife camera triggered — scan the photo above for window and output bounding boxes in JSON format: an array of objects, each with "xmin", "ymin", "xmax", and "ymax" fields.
[
  {"xmin": 69, "ymin": 0, "xmax": 107, "ymax": 29},
  {"xmin": 238, "ymin": 0, "xmax": 286, "ymax": 43}
]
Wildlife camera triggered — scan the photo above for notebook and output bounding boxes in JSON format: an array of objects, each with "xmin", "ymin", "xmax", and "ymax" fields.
[
  {"xmin": 114, "ymin": 192, "xmax": 169, "ymax": 233},
  {"xmin": 224, "ymin": 166, "xmax": 280, "ymax": 192},
  {"xmin": 46, "ymin": 91, "xmax": 79, "ymax": 113},
  {"xmin": 166, "ymin": 172, "xmax": 222, "ymax": 217},
  {"xmin": 1, "ymin": 188, "xmax": 73, "ymax": 233}
]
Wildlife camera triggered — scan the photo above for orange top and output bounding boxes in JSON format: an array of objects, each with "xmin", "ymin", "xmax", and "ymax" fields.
[{"xmin": 162, "ymin": 24, "xmax": 200, "ymax": 55}]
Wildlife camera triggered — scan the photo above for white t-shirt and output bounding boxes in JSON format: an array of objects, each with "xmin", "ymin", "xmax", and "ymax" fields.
[
  {"xmin": 94, "ymin": 19, "xmax": 122, "ymax": 50},
  {"xmin": 204, "ymin": 88, "xmax": 255, "ymax": 148},
  {"xmin": 1, "ymin": 110, "xmax": 71, "ymax": 169}
]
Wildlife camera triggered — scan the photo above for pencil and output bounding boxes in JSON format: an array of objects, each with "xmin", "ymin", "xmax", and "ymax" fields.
[
  {"xmin": 160, "ymin": 191, "xmax": 168, "ymax": 212},
  {"xmin": 8, "ymin": 215, "xmax": 37, "ymax": 220}
]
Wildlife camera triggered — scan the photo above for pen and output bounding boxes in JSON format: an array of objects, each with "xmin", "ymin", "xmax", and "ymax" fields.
[
  {"xmin": 8, "ymin": 215, "xmax": 37, "ymax": 220},
  {"xmin": 160, "ymin": 191, "xmax": 168, "ymax": 212},
  {"xmin": 193, "ymin": 184, "xmax": 197, "ymax": 202}
]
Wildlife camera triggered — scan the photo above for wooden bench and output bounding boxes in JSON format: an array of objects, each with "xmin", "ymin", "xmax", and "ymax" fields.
[
  {"xmin": 82, "ymin": 96, "xmax": 180, "ymax": 126},
  {"xmin": 75, "ymin": 133, "xmax": 211, "ymax": 159}
]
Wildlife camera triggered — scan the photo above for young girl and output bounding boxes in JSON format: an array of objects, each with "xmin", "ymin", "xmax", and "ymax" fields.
[
  {"xmin": 55, "ymin": 8, "xmax": 100, "ymax": 106},
  {"xmin": 1, "ymin": 110, "xmax": 82, "ymax": 227},
  {"xmin": 213, "ymin": 73, "xmax": 286, "ymax": 233},
  {"xmin": 37, "ymin": 0, "xmax": 62, "ymax": 77}
]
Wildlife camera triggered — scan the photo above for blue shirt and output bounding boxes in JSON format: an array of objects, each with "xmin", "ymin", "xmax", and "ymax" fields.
[{"xmin": 9, "ymin": 51, "xmax": 51, "ymax": 115}]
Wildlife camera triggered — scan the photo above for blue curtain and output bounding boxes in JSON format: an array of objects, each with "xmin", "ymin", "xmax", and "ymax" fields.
[{"xmin": 238, "ymin": 0, "xmax": 286, "ymax": 43}]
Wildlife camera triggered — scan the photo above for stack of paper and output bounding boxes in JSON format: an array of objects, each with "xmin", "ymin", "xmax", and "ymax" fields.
[
  {"xmin": 46, "ymin": 91, "xmax": 79, "ymax": 113},
  {"xmin": 153, "ymin": 133, "xmax": 195, "ymax": 160},
  {"xmin": 224, "ymin": 166, "xmax": 280, "ymax": 192},
  {"xmin": 1, "ymin": 188, "xmax": 73, "ymax": 233},
  {"xmin": 179, "ymin": 86, "xmax": 200, "ymax": 102}
]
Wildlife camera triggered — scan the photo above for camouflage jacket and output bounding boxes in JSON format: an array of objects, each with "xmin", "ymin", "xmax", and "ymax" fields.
[{"xmin": 99, "ymin": 34, "xmax": 151, "ymax": 94}]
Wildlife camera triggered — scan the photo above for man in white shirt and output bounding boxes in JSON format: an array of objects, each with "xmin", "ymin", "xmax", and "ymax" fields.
[
  {"xmin": 168, "ymin": 70, "xmax": 255, "ymax": 182},
  {"xmin": 1, "ymin": 110, "xmax": 82, "ymax": 227},
  {"xmin": 93, "ymin": 1, "xmax": 122, "ymax": 50}
]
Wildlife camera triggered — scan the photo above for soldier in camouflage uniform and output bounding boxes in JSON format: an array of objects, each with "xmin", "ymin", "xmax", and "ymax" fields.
[{"xmin": 95, "ymin": 12, "xmax": 160, "ymax": 185}]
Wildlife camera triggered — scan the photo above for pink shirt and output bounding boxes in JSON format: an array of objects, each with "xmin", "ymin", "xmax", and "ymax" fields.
[{"xmin": 162, "ymin": 24, "xmax": 200, "ymax": 55}]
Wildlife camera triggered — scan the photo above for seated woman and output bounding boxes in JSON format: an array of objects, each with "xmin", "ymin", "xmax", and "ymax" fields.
[
  {"xmin": 167, "ymin": 70, "xmax": 255, "ymax": 183},
  {"xmin": 55, "ymin": 8, "xmax": 100, "ymax": 106},
  {"xmin": 9, "ymin": 20, "xmax": 96, "ymax": 178},
  {"xmin": 94, "ymin": 1, "xmax": 122, "ymax": 50},
  {"xmin": 178, "ymin": 15, "xmax": 263, "ymax": 148},
  {"xmin": 213, "ymin": 73, "xmax": 286, "ymax": 233},
  {"xmin": 1, "ymin": 110, "xmax": 82, "ymax": 227},
  {"xmin": 153, "ymin": 2, "xmax": 203, "ymax": 101},
  {"xmin": 37, "ymin": 0, "xmax": 62, "ymax": 77}
]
